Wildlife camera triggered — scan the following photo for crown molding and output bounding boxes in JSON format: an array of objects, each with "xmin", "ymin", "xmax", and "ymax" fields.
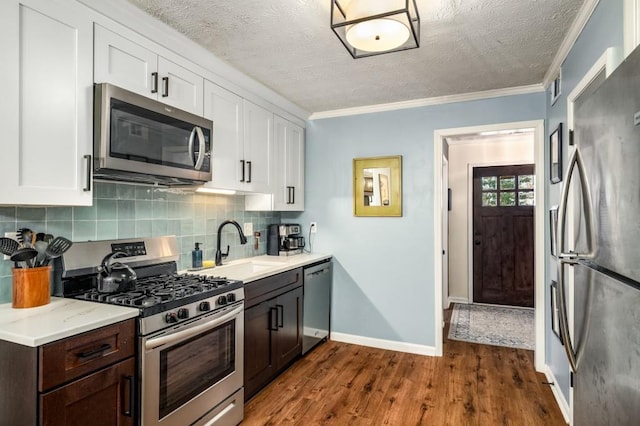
[
  {"xmin": 542, "ymin": 0, "xmax": 600, "ymax": 88},
  {"xmin": 309, "ymin": 84, "xmax": 544, "ymax": 120}
]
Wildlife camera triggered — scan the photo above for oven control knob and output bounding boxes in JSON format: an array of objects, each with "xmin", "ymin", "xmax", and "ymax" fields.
[
  {"xmin": 217, "ymin": 295, "xmax": 228, "ymax": 305},
  {"xmin": 165, "ymin": 312, "xmax": 178, "ymax": 324},
  {"xmin": 177, "ymin": 308, "xmax": 189, "ymax": 319},
  {"xmin": 226, "ymin": 293, "xmax": 236, "ymax": 303},
  {"xmin": 199, "ymin": 301, "xmax": 211, "ymax": 311}
]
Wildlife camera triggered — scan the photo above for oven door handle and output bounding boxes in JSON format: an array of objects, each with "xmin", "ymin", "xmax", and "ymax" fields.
[{"xmin": 145, "ymin": 304, "xmax": 243, "ymax": 350}]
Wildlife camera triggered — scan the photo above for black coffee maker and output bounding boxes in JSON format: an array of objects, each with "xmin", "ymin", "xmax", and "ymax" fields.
[{"xmin": 267, "ymin": 224, "xmax": 305, "ymax": 256}]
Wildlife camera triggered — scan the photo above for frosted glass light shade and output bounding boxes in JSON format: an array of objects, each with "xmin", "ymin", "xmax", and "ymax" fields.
[
  {"xmin": 346, "ymin": 19, "xmax": 410, "ymax": 52},
  {"xmin": 344, "ymin": 0, "xmax": 410, "ymax": 52},
  {"xmin": 331, "ymin": 0, "xmax": 420, "ymax": 58}
]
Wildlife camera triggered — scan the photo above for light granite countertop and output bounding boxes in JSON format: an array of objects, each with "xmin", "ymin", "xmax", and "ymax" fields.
[
  {"xmin": 1, "ymin": 254, "xmax": 331, "ymax": 348},
  {"xmin": 0, "ymin": 297, "xmax": 139, "ymax": 347},
  {"xmin": 187, "ymin": 253, "xmax": 332, "ymax": 283}
]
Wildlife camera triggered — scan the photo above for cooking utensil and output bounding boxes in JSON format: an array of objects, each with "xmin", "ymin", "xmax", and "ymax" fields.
[
  {"xmin": 43, "ymin": 234, "xmax": 54, "ymax": 243},
  {"xmin": 0, "ymin": 237, "xmax": 20, "ymax": 257},
  {"xmin": 34, "ymin": 240, "xmax": 48, "ymax": 267},
  {"xmin": 35, "ymin": 232, "xmax": 45, "ymax": 242},
  {"xmin": 17, "ymin": 228, "xmax": 34, "ymax": 248},
  {"xmin": 10, "ymin": 247, "xmax": 38, "ymax": 268},
  {"xmin": 43, "ymin": 236, "xmax": 73, "ymax": 265}
]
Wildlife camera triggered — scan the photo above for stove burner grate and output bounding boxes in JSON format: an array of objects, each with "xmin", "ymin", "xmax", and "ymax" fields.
[{"xmin": 73, "ymin": 273, "xmax": 240, "ymax": 313}]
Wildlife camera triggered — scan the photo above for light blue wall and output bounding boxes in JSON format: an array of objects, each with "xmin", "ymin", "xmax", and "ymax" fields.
[
  {"xmin": 545, "ymin": 0, "xmax": 623, "ymax": 402},
  {"xmin": 0, "ymin": 182, "xmax": 279, "ymax": 303},
  {"xmin": 285, "ymin": 93, "xmax": 545, "ymax": 347}
]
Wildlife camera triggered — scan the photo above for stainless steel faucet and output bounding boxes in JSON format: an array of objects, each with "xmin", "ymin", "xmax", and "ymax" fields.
[{"xmin": 215, "ymin": 220, "xmax": 248, "ymax": 266}]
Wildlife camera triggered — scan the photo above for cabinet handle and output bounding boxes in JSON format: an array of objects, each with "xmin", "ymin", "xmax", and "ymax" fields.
[
  {"xmin": 240, "ymin": 160, "xmax": 245, "ymax": 182},
  {"xmin": 269, "ymin": 307, "xmax": 278, "ymax": 331},
  {"xmin": 151, "ymin": 72, "xmax": 158, "ymax": 93},
  {"xmin": 291, "ymin": 187, "xmax": 295, "ymax": 204},
  {"xmin": 123, "ymin": 375, "xmax": 134, "ymax": 417},
  {"xmin": 83, "ymin": 155, "xmax": 91, "ymax": 192},
  {"xmin": 76, "ymin": 343, "xmax": 111, "ymax": 359},
  {"xmin": 247, "ymin": 161, "xmax": 252, "ymax": 183},
  {"xmin": 276, "ymin": 304, "xmax": 284, "ymax": 328},
  {"xmin": 162, "ymin": 77, "xmax": 169, "ymax": 97},
  {"xmin": 286, "ymin": 186, "xmax": 292, "ymax": 204}
]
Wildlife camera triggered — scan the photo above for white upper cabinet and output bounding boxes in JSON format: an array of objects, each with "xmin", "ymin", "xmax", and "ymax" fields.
[
  {"xmin": 203, "ymin": 82, "xmax": 274, "ymax": 193},
  {"xmin": 245, "ymin": 116, "xmax": 305, "ymax": 211},
  {"xmin": 242, "ymin": 100, "xmax": 274, "ymax": 193},
  {"xmin": 273, "ymin": 116, "xmax": 305, "ymax": 211},
  {"xmin": 0, "ymin": 0, "xmax": 93, "ymax": 206},
  {"xmin": 203, "ymin": 81, "xmax": 244, "ymax": 190},
  {"xmin": 94, "ymin": 24, "xmax": 203, "ymax": 115}
]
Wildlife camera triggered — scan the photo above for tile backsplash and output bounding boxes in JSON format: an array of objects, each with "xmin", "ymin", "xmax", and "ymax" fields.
[{"xmin": 0, "ymin": 182, "xmax": 280, "ymax": 303}]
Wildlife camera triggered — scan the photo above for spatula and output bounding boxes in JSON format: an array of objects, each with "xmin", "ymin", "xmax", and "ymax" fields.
[{"xmin": 44, "ymin": 236, "xmax": 73, "ymax": 265}]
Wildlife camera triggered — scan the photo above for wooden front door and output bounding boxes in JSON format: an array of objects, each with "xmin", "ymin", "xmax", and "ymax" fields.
[{"xmin": 473, "ymin": 165, "xmax": 535, "ymax": 307}]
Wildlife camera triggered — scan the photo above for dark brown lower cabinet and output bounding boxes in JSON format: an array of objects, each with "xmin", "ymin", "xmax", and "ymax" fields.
[
  {"xmin": 244, "ymin": 268, "xmax": 303, "ymax": 400},
  {"xmin": 0, "ymin": 319, "xmax": 136, "ymax": 426},
  {"xmin": 40, "ymin": 357, "xmax": 134, "ymax": 426}
]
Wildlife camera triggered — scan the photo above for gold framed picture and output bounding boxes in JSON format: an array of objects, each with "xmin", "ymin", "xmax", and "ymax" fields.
[{"xmin": 353, "ymin": 155, "xmax": 402, "ymax": 217}]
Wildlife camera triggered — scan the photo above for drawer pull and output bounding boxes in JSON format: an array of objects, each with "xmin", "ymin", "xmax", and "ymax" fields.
[
  {"xmin": 123, "ymin": 375, "xmax": 134, "ymax": 417},
  {"xmin": 77, "ymin": 343, "xmax": 111, "ymax": 359}
]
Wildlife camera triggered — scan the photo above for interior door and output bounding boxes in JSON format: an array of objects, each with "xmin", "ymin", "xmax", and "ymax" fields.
[{"xmin": 473, "ymin": 165, "xmax": 535, "ymax": 307}]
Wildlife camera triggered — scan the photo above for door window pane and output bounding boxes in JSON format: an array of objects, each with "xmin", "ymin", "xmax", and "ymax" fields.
[
  {"xmin": 482, "ymin": 192, "xmax": 497, "ymax": 207},
  {"xmin": 500, "ymin": 192, "xmax": 516, "ymax": 206},
  {"xmin": 518, "ymin": 175, "xmax": 535, "ymax": 189},
  {"xmin": 500, "ymin": 176, "xmax": 516, "ymax": 190},
  {"xmin": 518, "ymin": 191, "xmax": 535, "ymax": 206},
  {"xmin": 482, "ymin": 176, "xmax": 497, "ymax": 190}
]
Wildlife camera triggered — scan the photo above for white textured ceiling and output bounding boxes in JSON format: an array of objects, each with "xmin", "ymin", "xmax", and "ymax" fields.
[{"xmin": 126, "ymin": 0, "xmax": 584, "ymax": 114}]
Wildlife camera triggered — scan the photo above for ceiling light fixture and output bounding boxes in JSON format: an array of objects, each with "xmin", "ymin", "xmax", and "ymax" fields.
[{"xmin": 331, "ymin": 0, "xmax": 420, "ymax": 59}]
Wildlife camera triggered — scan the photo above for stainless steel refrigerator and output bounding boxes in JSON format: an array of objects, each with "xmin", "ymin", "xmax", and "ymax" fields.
[{"xmin": 556, "ymin": 47, "xmax": 640, "ymax": 425}]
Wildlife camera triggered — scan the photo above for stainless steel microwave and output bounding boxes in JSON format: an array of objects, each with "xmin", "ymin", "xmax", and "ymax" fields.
[{"xmin": 94, "ymin": 83, "xmax": 212, "ymax": 186}]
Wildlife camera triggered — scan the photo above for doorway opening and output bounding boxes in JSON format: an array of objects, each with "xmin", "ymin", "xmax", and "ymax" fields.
[{"xmin": 433, "ymin": 120, "xmax": 545, "ymax": 371}]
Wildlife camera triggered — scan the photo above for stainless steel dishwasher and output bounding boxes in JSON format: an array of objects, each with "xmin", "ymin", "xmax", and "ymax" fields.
[{"xmin": 302, "ymin": 259, "xmax": 332, "ymax": 354}]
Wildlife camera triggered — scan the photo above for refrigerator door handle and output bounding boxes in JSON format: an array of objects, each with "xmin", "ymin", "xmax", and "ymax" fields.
[
  {"xmin": 556, "ymin": 145, "xmax": 597, "ymax": 374},
  {"xmin": 557, "ymin": 146, "xmax": 597, "ymax": 261},
  {"xmin": 557, "ymin": 261, "xmax": 578, "ymax": 373}
]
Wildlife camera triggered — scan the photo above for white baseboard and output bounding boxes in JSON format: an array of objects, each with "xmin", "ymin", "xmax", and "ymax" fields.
[
  {"xmin": 330, "ymin": 332, "xmax": 437, "ymax": 356},
  {"xmin": 544, "ymin": 365, "xmax": 571, "ymax": 424},
  {"xmin": 448, "ymin": 297, "xmax": 468, "ymax": 305}
]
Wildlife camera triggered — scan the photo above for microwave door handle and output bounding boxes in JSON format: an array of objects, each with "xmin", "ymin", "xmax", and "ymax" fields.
[
  {"xmin": 193, "ymin": 126, "xmax": 206, "ymax": 170},
  {"xmin": 188, "ymin": 127, "xmax": 196, "ymax": 167}
]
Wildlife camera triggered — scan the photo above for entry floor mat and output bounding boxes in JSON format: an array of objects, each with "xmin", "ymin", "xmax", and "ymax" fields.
[{"xmin": 448, "ymin": 303, "xmax": 534, "ymax": 350}]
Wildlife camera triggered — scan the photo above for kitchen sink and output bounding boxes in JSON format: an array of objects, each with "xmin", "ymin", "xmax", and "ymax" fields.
[{"xmin": 210, "ymin": 259, "xmax": 287, "ymax": 280}]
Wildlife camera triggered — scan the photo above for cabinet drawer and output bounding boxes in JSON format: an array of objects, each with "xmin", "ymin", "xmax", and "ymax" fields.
[
  {"xmin": 245, "ymin": 267, "xmax": 302, "ymax": 308},
  {"xmin": 39, "ymin": 319, "xmax": 135, "ymax": 392}
]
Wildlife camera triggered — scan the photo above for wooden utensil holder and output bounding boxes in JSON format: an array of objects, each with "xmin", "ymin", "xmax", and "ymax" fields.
[{"xmin": 12, "ymin": 266, "xmax": 51, "ymax": 308}]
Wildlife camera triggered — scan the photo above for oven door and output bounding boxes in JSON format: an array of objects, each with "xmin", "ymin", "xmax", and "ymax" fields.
[{"xmin": 141, "ymin": 302, "xmax": 244, "ymax": 426}]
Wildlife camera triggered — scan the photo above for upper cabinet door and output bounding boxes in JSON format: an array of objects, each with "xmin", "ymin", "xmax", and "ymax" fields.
[
  {"xmin": 94, "ymin": 25, "xmax": 203, "ymax": 115},
  {"xmin": 94, "ymin": 24, "xmax": 158, "ymax": 100},
  {"xmin": 273, "ymin": 116, "xmax": 305, "ymax": 211},
  {"xmin": 157, "ymin": 57, "xmax": 204, "ymax": 116},
  {"xmin": 0, "ymin": 0, "xmax": 93, "ymax": 206},
  {"xmin": 203, "ymin": 81, "xmax": 245, "ymax": 190},
  {"xmin": 243, "ymin": 100, "xmax": 274, "ymax": 193}
]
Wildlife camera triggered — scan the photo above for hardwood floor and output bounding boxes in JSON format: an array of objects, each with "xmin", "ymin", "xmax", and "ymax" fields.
[{"xmin": 243, "ymin": 310, "xmax": 566, "ymax": 425}]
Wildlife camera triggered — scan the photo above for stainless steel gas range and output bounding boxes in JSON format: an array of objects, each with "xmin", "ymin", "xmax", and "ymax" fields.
[{"xmin": 61, "ymin": 236, "xmax": 244, "ymax": 426}]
